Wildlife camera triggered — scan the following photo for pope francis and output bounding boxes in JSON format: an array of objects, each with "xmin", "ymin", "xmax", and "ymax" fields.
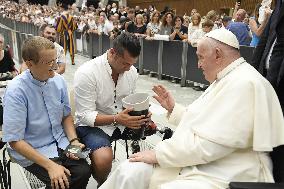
[{"xmin": 99, "ymin": 28, "xmax": 284, "ymax": 189}]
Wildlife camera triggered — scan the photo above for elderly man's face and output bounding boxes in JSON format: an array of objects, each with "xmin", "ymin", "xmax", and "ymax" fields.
[{"xmin": 196, "ymin": 39, "xmax": 219, "ymax": 83}]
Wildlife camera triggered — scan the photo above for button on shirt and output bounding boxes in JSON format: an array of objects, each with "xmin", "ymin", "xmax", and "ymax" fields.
[
  {"xmin": 74, "ymin": 52, "xmax": 138, "ymax": 136},
  {"xmin": 2, "ymin": 70, "xmax": 70, "ymax": 167}
]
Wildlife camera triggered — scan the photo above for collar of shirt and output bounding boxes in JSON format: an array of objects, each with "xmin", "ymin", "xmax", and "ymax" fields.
[
  {"xmin": 27, "ymin": 69, "xmax": 48, "ymax": 86},
  {"xmin": 216, "ymin": 57, "xmax": 246, "ymax": 82}
]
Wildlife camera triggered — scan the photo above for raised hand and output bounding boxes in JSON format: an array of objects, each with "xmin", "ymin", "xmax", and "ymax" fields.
[{"xmin": 152, "ymin": 85, "xmax": 175, "ymax": 113}]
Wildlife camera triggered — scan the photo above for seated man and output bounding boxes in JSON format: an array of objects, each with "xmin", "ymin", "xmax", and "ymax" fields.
[
  {"xmin": 74, "ymin": 32, "xmax": 149, "ymax": 186},
  {"xmin": 2, "ymin": 36, "xmax": 91, "ymax": 189},
  {"xmin": 99, "ymin": 29, "xmax": 284, "ymax": 189}
]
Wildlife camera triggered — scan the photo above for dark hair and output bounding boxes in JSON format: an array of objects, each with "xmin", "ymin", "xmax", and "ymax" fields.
[
  {"xmin": 173, "ymin": 15, "xmax": 184, "ymax": 24},
  {"xmin": 113, "ymin": 32, "xmax": 141, "ymax": 58},
  {"xmin": 39, "ymin": 23, "xmax": 55, "ymax": 34},
  {"xmin": 161, "ymin": 12, "xmax": 174, "ymax": 27},
  {"xmin": 222, "ymin": 16, "xmax": 232, "ymax": 23}
]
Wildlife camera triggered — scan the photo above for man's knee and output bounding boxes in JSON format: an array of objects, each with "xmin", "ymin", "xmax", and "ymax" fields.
[
  {"xmin": 91, "ymin": 147, "xmax": 113, "ymax": 168},
  {"xmin": 118, "ymin": 160, "xmax": 153, "ymax": 180}
]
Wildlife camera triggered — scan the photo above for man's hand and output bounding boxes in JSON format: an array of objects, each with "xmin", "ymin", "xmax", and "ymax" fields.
[
  {"xmin": 152, "ymin": 85, "xmax": 175, "ymax": 113},
  {"xmin": 129, "ymin": 150, "xmax": 158, "ymax": 164},
  {"xmin": 66, "ymin": 141, "xmax": 85, "ymax": 160},
  {"xmin": 116, "ymin": 108, "xmax": 150, "ymax": 129},
  {"xmin": 46, "ymin": 162, "xmax": 71, "ymax": 189}
]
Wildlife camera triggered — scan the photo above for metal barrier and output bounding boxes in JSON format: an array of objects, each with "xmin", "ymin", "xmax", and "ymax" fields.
[{"xmin": 0, "ymin": 17, "xmax": 256, "ymax": 87}]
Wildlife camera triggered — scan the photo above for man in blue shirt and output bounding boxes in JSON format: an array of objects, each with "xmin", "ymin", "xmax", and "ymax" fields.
[
  {"xmin": 2, "ymin": 36, "xmax": 91, "ymax": 189},
  {"xmin": 226, "ymin": 9, "xmax": 251, "ymax": 46}
]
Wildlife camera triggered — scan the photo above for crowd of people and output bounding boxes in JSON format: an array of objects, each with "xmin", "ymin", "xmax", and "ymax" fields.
[
  {"xmin": 0, "ymin": 0, "xmax": 284, "ymax": 189},
  {"xmin": 0, "ymin": 0, "xmax": 273, "ymax": 48}
]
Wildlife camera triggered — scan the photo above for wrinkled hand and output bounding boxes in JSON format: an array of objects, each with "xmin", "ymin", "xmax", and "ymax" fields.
[
  {"xmin": 116, "ymin": 108, "xmax": 150, "ymax": 129},
  {"xmin": 66, "ymin": 141, "xmax": 85, "ymax": 160},
  {"xmin": 47, "ymin": 162, "xmax": 71, "ymax": 189},
  {"xmin": 152, "ymin": 85, "xmax": 175, "ymax": 113},
  {"xmin": 129, "ymin": 150, "xmax": 158, "ymax": 164}
]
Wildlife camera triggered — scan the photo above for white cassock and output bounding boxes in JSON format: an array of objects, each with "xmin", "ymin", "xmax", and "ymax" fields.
[{"xmin": 99, "ymin": 57, "xmax": 284, "ymax": 189}]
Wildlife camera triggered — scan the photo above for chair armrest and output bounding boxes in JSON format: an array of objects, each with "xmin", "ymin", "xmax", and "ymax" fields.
[{"xmin": 229, "ymin": 182, "xmax": 284, "ymax": 189}]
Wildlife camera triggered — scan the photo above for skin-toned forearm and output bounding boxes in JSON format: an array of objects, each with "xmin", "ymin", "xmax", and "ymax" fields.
[
  {"xmin": 62, "ymin": 114, "xmax": 78, "ymax": 141},
  {"xmin": 93, "ymin": 114, "xmax": 115, "ymax": 126},
  {"xmin": 9, "ymin": 140, "xmax": 56, "ymax": 170}
]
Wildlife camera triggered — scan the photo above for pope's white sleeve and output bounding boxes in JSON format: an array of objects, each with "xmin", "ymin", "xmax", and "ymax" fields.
[{"xmin": 155, "ymin": 131, "xmax": 235, "ymax": 168}]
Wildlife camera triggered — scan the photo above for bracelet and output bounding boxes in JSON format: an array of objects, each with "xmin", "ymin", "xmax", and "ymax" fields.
[
  {"xmin": 69, "ymin": 138, "xmax": 80, "ymax": 144},
  {"xmin": 112, "ymin": 115, "xmax": 117, "ymax": 127}
]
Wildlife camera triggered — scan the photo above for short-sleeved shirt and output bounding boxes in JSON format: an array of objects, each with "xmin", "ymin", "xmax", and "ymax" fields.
[{"xmin": 2, "ymin": 70, "xmax": 71, "ymax": 167}]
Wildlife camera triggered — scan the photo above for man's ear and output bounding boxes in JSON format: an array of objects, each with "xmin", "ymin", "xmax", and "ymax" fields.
[
  {"xmin": 215, "ymin": 47, "xmax": 223, "ymax": 61},
  {"xmin": 109, "ymin": 48, "xmax": 115, "ymax": 55},
  {"xmin": 25, "ymin": 60, "xmax": 33, "ymax": 68}
]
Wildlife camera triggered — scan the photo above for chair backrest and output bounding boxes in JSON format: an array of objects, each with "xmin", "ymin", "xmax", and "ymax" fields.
[{"xmin": 270, "ymin": 145, "xmax": 284, "ymax": 183}]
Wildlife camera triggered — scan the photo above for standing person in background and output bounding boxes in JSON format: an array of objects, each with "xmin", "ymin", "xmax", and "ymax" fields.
[
  {"xmin": 146, "ymin": 10, "xmax": 161, "ymax": 38},
  {"xmin": 169, "ymin": 15, "xmax": 188, "ymax": 41},
  {"xmin": 226, "ymin": 8, "xmax": 251, "ymax": 46},
  {"xmin": 186, "ymin": 13, "xmax": 201, "ymax": 42},
  {"xmin": 183, "ymin": 16, "xmax": 190, "ymax": 28},
  {"xmin": 132, "ymin": 14, "xmax": 147, "ymax": 37},
  {"xmin": 249, "ymin": 3, "xmax": 271, "ymax": 47},
  {"xmin": 159, "ymin": 12, "xmax": 174, "ymax": 36},
  {"xmin": 206, "ymin": 10, "xmax": 219, "ymax": 30},
  {"xmin": 55, "ymin": 3, "xmax": 77, "ymax": 65},
  {"xmin": 252, "ymin": 0, "xmax": 284, "ymax": 182},
  {"xmin": 189, "ymin": 19, "xmax": 214, "ymax": 47},
  {"xmin": 0, "ymin": 34, "xmax": 17, "ymax": 79}
]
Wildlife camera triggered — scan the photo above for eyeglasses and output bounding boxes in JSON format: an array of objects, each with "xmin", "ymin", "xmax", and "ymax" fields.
[
  {"xmin": 28, "ymin": 58, "xmax": 56, "ymax": 65},
  {"xmin": 41, "ymin": 59, "xmax": 56, "ymax": 65}
]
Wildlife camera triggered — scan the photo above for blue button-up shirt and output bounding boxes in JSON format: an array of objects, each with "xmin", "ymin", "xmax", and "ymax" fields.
[{"xmin": 2, "ymin": 70, "xmax": 70, "ymax": 167}]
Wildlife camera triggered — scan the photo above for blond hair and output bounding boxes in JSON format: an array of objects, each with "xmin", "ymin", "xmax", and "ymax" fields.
[{"xmin": 22, "ymin": 36, "xmax": 55, "ymax": 64}]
